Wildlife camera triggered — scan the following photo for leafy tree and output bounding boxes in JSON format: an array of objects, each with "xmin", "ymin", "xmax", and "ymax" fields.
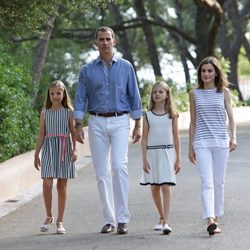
[
  {"xmin": 0, "ymin": 42, "xmax": 39, "ymax": 162},
  {"xmin": 238, "ymin": 48, "xmax": 250, "ymax": 76},
  {"xmin": 0, "ymin": 0, "xmax": 122, "ymax": 37},
  {"xmin": 0, "ymin": 0, "xmax": 125, "ymax": 161},
  {"xmin": 140, "ymin": 79, "xmax": 189, "ymax": 112},
  {"xmin": 0, "ymin": 0, "xmax": 57, "ymax": 38}
]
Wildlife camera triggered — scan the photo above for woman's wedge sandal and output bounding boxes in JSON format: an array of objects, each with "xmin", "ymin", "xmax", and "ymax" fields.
[{"xmin": 207, "ymin": 223, "xmax": 217, "ymax": 235}]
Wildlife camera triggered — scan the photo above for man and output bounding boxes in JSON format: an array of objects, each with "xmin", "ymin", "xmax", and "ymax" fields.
[{"xmin": 74, "ymin": 26, "xmax": 142, "ymax": 234}]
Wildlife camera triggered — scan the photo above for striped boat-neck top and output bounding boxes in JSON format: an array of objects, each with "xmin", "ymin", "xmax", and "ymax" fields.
[{"xmin": 193, "ymin": 88, "xmax": 229, "ymax": 148}]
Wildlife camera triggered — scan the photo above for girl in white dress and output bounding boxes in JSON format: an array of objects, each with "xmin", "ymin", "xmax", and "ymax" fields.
[{"xmin": 140, "ymin": 81, "xmax": 181, "ymax": 234}]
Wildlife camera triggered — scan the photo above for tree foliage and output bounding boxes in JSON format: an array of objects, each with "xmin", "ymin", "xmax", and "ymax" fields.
[
  {"xmin": 0, "ymin": 0, "xmax": 57, "ymax": 38},
  {"xmin": 0, "ymin": 0, "xmax": 123, "ymax": 39},
  {"xmin": 0, "ymin": 0, "xmax": 249, "ymax": 162},
  {"xmin": 0, "ymin": 42, "xmax": 39, "ymax": 162},
  {"xmin": 238, "ymin": 48, "xmax": 250, "ymax": 76}
]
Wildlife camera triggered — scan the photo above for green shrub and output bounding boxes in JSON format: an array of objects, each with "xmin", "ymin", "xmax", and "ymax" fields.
[
  {"xmin": 0, "ymin": 43, "xmax": 38, "ymax": 162},
  {"xmin": 243, "ymin": 99, "xmax": 250, "ymax": 106},
  {"xmin": 230, "ymin": 89, "xmax": 243, "ymax": 107}
]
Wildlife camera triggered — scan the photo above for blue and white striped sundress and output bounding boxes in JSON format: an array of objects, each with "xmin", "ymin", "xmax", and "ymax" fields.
[{"xmin": 41, "ymin": 107, "xmax": 76, "ymax": 179}]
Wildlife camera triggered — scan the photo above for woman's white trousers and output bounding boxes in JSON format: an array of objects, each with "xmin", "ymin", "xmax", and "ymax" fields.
[{"xmin": 194, "ymin": 147, "xmax": 229, "ymax": 219}]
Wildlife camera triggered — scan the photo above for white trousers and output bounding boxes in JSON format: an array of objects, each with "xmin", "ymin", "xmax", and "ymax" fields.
[
  {"xmin": 88, "ymin": 114, "xmax": 130, "ymax": 226},
  {"xmin": 194, "ymin": 147, "xmax": 229, "ymax": 219}
]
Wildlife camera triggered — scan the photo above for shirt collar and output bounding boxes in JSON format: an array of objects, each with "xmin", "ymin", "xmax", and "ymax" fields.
[{"xmin": 95, "ymin": 55, "xmax": 118, "ymax": 65}]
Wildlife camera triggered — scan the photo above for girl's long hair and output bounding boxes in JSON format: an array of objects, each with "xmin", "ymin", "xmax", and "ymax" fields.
[
  {"xmin": 148, "ymin": 81, "xmax": 178, "ymax": 119},
  {"xmin": 43, "ymin": 80, "xmax": 74, "ymax": 110},
  {"xmin": 197, "ymin": 56, "xmax": 228, "ymax": 92}
]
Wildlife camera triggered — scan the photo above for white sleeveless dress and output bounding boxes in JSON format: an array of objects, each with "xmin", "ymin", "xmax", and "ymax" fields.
[{"xmin": 140, "ymin": 111, "xmax": 176, "ymax": 186}]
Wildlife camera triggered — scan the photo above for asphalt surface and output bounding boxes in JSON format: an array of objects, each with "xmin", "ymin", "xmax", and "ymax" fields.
[{"xmin": 0, "ymin": 122, "xmax": 249, "ymax": 250}]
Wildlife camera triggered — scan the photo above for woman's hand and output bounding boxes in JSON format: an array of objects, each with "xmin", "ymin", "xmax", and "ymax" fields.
[
  {"xmin": 229, "ymin": 138, "xmax": 237, "ymax": 152},
  {"xmin": 188, "ymin": 148, "xmax": 196, "ymax": 165}
]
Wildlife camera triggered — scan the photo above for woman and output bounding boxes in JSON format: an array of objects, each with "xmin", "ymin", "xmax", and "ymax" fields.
[{"xmin": 188, "ymin": 56, "xmax": 237, "ymax": 235}]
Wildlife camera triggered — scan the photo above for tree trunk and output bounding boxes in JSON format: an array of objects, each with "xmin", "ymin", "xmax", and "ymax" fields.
[
  {"xmin": 133, "ymin": 0, "xmax": 162, "ymax": 77},
  {"xmin": 109, "ymin": 3, "xmax": 139, "ymax": 83},
  {"xmin": 229, "ymin": 44, "xmax": 243, "ymax": 101},
  {"xmin": 194, "ymin": 0, "xmax": 223, "ymax": 63},
  {"xmin": 225, "ymin": 0, "xmax": 250, "ymax": 59},
  {"xmin": 174, "ymin": 0, "xmax": 191, "ymax": 91},
  {"xmin": 31, "ymin": 13, "xmax": 57, "ymax": 107},
  {"xmin": 220, "ymin": 0, "xmax": 250, "ymax": 101}
]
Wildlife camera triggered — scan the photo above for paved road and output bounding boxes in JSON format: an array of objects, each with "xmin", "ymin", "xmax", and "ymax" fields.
[{"xmin": 0, "ymin": 122, "xmax": 249, "ymax": 250}]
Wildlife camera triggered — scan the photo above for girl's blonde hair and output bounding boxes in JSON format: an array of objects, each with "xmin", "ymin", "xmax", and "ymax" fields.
[
  {"xmin": 197, "ymin": 56, "xmax": 228, "ymax": 92},
  {"xmin": 149, "ymin": 81, "xmax": 178, "ymax": 119},
  {"xmin": 44, "ymin": 80, "xmax": 74, "ymax": 110}
]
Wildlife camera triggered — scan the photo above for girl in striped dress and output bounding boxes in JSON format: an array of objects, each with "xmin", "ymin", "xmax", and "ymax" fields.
[
  {"xmin": 140, "ymin": 81, "xmax": 181, "ymax": 234},
  {"xmin": 34, "ymin": 80, "xmax": 77, "ymax": 234},
  {"xmin": 189, "ymin": 57, "xmax": 237, "ymax": 235}
]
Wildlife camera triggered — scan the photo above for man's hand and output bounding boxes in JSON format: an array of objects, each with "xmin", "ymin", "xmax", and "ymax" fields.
[
  {"xmin": 75, "ymin": 127, "xmax": 85, "ymax": 144},
  {"xmin": 132, "ymin": 126, "xmax": 141, "ymax": 144}
]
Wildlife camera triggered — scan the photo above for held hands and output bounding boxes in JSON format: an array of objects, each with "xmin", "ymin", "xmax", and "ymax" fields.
[
  {"xmin": 71, "ymin": 149, "xmax": 78, "ymax": 162},
  {"xmin": 75, "ymin": 127, "xmax": 85, "ymax": 144}
]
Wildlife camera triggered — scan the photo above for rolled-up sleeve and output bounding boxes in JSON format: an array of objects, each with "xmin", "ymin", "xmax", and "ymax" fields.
[
  {"xmin": 127, "ymin": 64, "xmax": 142, "ymax": 120},
  {"xmin": 74, "ymin": 67, "xmax": 87, "ymax": 120}
]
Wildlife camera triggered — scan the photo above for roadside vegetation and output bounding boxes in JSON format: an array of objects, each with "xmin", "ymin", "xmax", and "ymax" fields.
[{"xmin": 0, "ymin": 0, "xmax": 249, "ymax": 162}]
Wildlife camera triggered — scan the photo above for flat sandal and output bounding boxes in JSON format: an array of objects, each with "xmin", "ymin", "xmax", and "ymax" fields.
[
  {"xmin": 56, "ymin": 222, "xmax": 66, "ymax": 234},
  {"xmin": 40, "ymin": 216, "xmax": 54, "ymax": 232}
]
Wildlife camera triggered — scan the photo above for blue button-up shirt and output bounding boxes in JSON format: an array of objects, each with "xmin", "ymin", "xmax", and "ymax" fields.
[{"xmin": 74, "ymin": 55, "xmax": 142, "ymax": 120}]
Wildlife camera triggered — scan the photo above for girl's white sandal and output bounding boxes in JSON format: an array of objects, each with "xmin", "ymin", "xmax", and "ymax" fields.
[
  {"xmin": 40, "ymin": 216, "xmax": 54, "ymax": 232},
  {"xmin": 154, "ymin": 217, "xmax": 164, "ymax": 230},
  {"xmin": 56, "ymin": 222, "xmax": 66, "ymax": 234},
  {"xmin": 154, "ymin": 223, "xmax": 163, "ymax": 230},
  {"xmin": 162, "ymin": 223, "xmax": 172, "ymax": 235}
]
